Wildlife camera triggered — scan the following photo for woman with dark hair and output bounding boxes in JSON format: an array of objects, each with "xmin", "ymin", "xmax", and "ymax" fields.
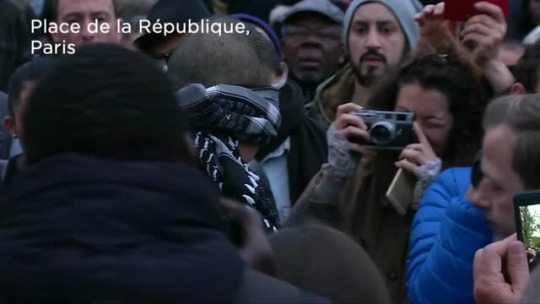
[
  {"xmin": 287, "ymin": 42, "xmax": 487, "ymax": 303},
  {"xmin": 355, "ymin": 53, "xmax": 484, "ymax": 169}
]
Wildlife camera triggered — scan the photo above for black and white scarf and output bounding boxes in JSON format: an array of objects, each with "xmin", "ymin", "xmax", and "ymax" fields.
[{"xmin": 176, "ymin": 84, "xmax": 281, "ymax": 232}]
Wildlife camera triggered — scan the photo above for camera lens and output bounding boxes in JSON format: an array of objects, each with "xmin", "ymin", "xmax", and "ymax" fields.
[{"xmin": 370, "ymin": 122, "xmax": 395, "ymax": 145}]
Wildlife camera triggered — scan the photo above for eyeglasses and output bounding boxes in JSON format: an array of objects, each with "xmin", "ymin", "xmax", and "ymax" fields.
[
  {"xmin": 471, "ymin": 150, "xmax": 483, "ymax": 188},
  {"xmin": 282, "ymin": 26, "xmax": 341, "ymax": 43}
]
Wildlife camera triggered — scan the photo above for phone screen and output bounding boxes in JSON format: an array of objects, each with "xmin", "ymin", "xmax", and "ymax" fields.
[{"xmin": 514, "ymin": 192, "xmax": 540, "ymax": 266}]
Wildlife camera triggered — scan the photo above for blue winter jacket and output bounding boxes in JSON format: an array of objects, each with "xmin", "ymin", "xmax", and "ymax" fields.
[{"xmin": 406, "ymin": 167, "xmax": 493, "ymax": 304}]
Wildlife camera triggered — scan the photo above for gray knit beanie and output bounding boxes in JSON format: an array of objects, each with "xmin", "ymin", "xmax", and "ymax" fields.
[{"xmin": 342, "ymin": 0, "xmax": 423, "ymax": 54}]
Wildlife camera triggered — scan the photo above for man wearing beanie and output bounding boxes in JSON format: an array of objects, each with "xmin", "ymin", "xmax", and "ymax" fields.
[{"xmin": 307, "ymin": 0, "xmax": 422, "ymax": 129}]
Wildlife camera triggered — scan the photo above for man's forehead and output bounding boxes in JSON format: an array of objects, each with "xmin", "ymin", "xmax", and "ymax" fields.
[
  {"xmin": 57, "ymin": 0, "xmax": 115, "ymax": 16},
  {"xmin": 483, "ymin": 125, "xmax": 517, "ymax": 153},
  {"xmin": 482, "ymin": 125, "xmax": 518, "ymax": 177},
  {"xmin": 285, "ymin": 12, "xmax": 341, "ymax": 28},
  {"xmin": 353, "ymin": 2, "xmax": 400, "ymax": 24}
]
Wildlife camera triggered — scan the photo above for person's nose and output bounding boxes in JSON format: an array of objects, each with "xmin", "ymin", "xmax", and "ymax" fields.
[
  {"xmin": 365, "ymin": 28, "xmax": 382, "ymax": 49},
  {"xmin": 80, "ymin": 20, "xmax": 95, "ymax": 42},
  {"xmin": 300, "ymin": 32, "xmax": 323, "ymax": 47}
]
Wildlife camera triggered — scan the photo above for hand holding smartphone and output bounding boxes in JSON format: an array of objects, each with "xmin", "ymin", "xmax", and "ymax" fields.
[{"xmin": 386, "ymin": 168, "xmax": 417, "ymax": 215}]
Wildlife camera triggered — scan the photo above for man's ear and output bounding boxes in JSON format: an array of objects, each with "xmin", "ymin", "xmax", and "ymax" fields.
[
  {"xmin": 339, "ymin": 53, "xmax": 346, "ymax": 66},
  {"xmin": 3, "ymin": 116, "xmax": 16, "ymax": 136},
  {"xmin": 510, "ymin": 82, "xmax": 526, "ymax": 95},
  {"xmin": 279, "ymin": 61, "xmax": 289, "ymax": 78},
  {"xmin": 339, "ymin": 42, "xmax": 346, "ymax": 66},
  {"xmin": 280, "ymin": 39, "xmax": 286, "ymax": 59}
]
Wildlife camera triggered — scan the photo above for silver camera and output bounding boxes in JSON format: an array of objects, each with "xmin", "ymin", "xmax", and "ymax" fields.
[{"xmin": 354, "ymin": 110, "xmax": 415, "ymax": 150}]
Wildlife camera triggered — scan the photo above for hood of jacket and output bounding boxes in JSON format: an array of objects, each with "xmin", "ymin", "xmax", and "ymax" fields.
[
  {"xmin": 0, "ymin": 153, "xmax": 244, "ymax": 303},
  {"xmin": 308, "ymin": 63, "xmax": 357, "ymax": 128}
]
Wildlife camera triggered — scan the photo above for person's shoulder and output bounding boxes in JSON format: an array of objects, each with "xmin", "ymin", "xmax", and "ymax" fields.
[
  {"xmin": 439, "ymin": 166, "xmax": 471, "ymax": 179},
  {"xmin": 235, "ymin": 269, "xmax": 330, "ymax": 304},
  {"xmin": 436, "ymin": 167, "xmax": 471, "ymax": 191},
  {"xmin": 418, "ymin": 167, "xmax": 471, "ymax": 210}
]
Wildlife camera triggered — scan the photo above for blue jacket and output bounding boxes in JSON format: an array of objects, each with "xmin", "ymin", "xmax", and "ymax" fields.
[{"xmin": 406, "ymin": 167, "xmax": 493, "ymax": 304}]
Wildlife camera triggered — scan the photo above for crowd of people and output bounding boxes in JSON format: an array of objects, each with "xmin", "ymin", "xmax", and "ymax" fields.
[{"xmin": 1, "ymin": 0, "xmax": 540, "ymax": 303}]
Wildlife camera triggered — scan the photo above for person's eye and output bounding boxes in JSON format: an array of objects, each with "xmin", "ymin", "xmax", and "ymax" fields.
[
  {"xmin": 485, "ymin": 179, "xmax": 504, "ymax": 193},
  {"xmin": 424, "ymin": 121, "xmax": 444, "ymax": 129},
  {"xmin": 285, "ymin": 29, "xmax": 303, "ymax": 39},
  {"xmin": 95, "ymin": 15, "xmax": 109, "ymax": 22},
  {"xmin": 319, "ymin": 32, "xmax": 339, "ymax": 41},
  {"xmin": 493, "ymin": 183, "xmax": 504, "ymax": 192},
  {"xmin": 65, "ymin": 18, "xmax": 80, "ymax": 24},
  {"xmin": 427, "ymin": 123, "xmax": 443, "ymax": 128},
  {"xmin": 354, "ymin": 26, "xmax": 367, "ymax": 35},
  {"xmin": 380, "ymin": 26, "xmax": 393, "ymax": 35}
]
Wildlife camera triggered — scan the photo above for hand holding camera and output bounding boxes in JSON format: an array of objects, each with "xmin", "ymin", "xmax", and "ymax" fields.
[
  {"xmin": 332, "ymin": 105, "xmax": 440, "ymax": 175},
  {"xmin": 333, "ymin": 103, "xmax": 372, "ymax": 155},
  {"xmin": 395, "ymin": 122, "xmax": 438, "ymax": 176},
  {"xmin": 333, "ymin": 104, "xmax": 417, "ymax": 152},
  {"xmin": 353, "ymin": 110, "xmax": 415, "ymax": 150},
  {"xmin": 326, "ymin": 103, "xmax": 372, "ymax": 176}
]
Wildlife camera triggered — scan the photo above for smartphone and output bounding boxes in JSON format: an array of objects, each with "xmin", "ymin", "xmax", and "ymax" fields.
[
  {"xmin": 513, "ymin": 191, "xmax": 540, "ymax": 266},
  {"xmin": 444, "ymin": 0, "xmax": 509, "ymax": 22},
  {"xmin": 386, "ymin": 168, "xmax": 417, "ymax": 215}
]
